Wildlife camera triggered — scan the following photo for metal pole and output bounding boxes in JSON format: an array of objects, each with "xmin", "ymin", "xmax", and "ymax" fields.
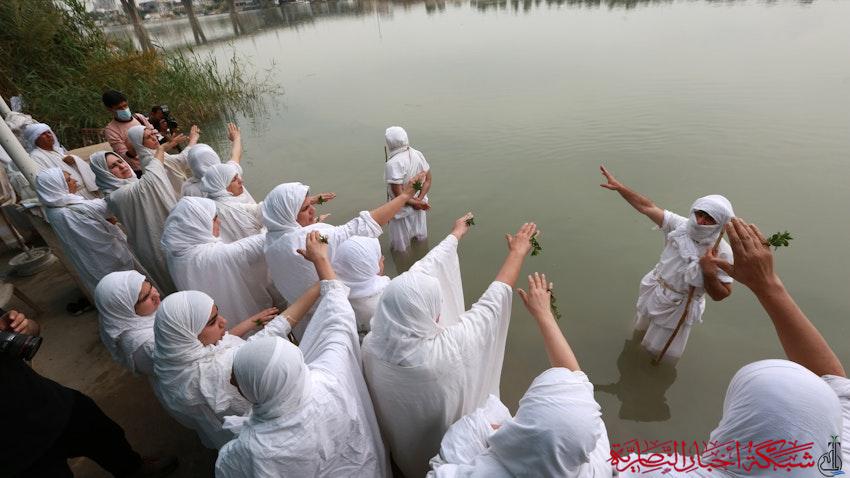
[{"xmin": 0, "ymin": 96, "xmax": 39, "ymax": 189}]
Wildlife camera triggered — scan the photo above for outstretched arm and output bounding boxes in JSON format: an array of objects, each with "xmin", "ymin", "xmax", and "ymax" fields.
[
  {"xmin": 599, "ymin": 165, "xmax": 665, "ymax": 227},
  {"xmin": 712, "ymin": 218, "xmax": 845, "ymax": 377},
  {"xmin": 370, "ymin": 171, "xmax": 427, "ymax": 225},
  {"xmin": 494, "ymin": 222, "xmax": 537, "ymax": 288},
  {"xmin": 227, "ymin": 123, "xmax": 242, "ymax": 165},
  {"xmin": 517, "ymin": 273, "xmax": 579, "ymax": 371}
]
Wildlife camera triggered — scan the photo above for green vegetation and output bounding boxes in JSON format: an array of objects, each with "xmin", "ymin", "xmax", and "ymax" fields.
[
  {"xmin": 0, "ymin": 0, "xmax": 274, "ymax": 148},
  {"xmin": 765, "ymin": 231, "xmax": 793, "ymax": 250},
  {"xmin": 530, "ymin": 232, "xmax": 543, "ymax": 256}
]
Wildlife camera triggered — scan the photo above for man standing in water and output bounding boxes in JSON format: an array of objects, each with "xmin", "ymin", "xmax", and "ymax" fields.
[
  {"xmin": 384, "ymin": 126, "xmax": 432, "ymax": 252},
  {"xmin": 599, "ymin": 165, "xmax": 735, "ymax": 360}
]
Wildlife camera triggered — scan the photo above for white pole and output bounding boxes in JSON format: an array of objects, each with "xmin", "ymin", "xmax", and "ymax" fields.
[
  {"xmin": 0, "ymin": 96, "xmax": 11, "ymax": 117},
  {"xmin": 0, "ymin": 96, "xmax": 39, "ymax": 189}
]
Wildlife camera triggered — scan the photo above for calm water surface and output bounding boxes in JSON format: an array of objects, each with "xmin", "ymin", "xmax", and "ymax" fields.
[{"xmin": 112, "ymin": 0, "xmax": 850, "ymax": 444}]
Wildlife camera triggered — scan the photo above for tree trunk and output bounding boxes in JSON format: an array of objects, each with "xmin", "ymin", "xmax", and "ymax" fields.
[
  {"xmin": 226, "ymin": 0, "xmax": 244, "ymax": 36},
  {"xmin": 120, "ymin": 0, "xmax": 155, "ymax": 51},
  {"xmin": 181, "ymin": 0, "xmax": 207, "ymax": 45}
]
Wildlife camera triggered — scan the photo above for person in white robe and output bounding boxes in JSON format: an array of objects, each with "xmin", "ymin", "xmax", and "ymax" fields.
[
  {"xmin": 332, "ymin": 236, "xmax": 389, "ymax": 339},
  {"xmin": 183, "ymin": 123, "xmax": 255, "ymax": 202},
  {"xmin": 600, "ymin": 166, "xmax": 734, "ymax": 360},
  {"xmin": 89, "ymin": 144, "xmax": 180, "ymax": 294},
  {"xmin": 25, "ymin": 123, "xmax": 99, "ymax": 199},
  {"xmin": 126, "ymin": 124, "xmax": 197, "ymax": 196},
  {"xmin": 429, "ymin": 272, "xmax": 612, "ymax": 477},
  {"xmin": 35, "ymin": 168, "xmax": 136, "ymax": 296},
  {"xmin": 362, "ymin": 216, "xmax": 536, "ymax": 478},
  {"xmin": 384, "ymin": 126, "xmax": 432, "ymax": 252},
  {"xmin": 161, "ymin": 196, "xmax": 280, "ymax": 328},
  {"xmin": 262, "ymin": 171, "xmax": 425, "ymax": 339},
  {"xmin": 215, "ymin": 232, "xmax": 389, "ymax": 477},
  {"xmin": 94, "ymin": 270, "xmax": 160, "ymax": 376},
  {"xmin": 201, "ymin": 163, "xmax": 263, "ymax": 243},
  {"xmin": 152, "ymin": 285, "xmax": 320, "ymax": 449},
  {"xmin": 617, "ymin": 217, "xmax": 850, "ymax": 477}
]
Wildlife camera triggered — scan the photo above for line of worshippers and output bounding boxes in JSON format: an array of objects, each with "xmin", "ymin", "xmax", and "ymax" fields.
[{"xmin": 29, "ymin": 116, "xmax": 850, "ymax": 477}]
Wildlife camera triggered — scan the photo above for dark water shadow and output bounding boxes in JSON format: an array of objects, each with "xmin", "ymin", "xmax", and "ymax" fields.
[{"xmin": 389, "ymin": 236, "xmax": 430, "ymax": 274}]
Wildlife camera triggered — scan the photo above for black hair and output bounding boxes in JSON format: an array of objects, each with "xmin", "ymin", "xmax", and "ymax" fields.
[
  {"xmin": 150, "ymin": 105, "xmax": 163, "ymax": 114},
  {"xmin": 101, "ymin": 90, "xmax": 127, "ymax": 108}
]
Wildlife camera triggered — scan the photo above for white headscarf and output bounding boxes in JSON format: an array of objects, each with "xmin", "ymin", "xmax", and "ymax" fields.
[
  {"xmin": 333, "ymin": 237, "xmax": 390, "ymax": 300},
  {"xmin": 188, "ymin": 144, "xmax": 221, "ymax": 180},
  {"xmin": 385, "ymin": 126, "xmax": 410, "ymax": 159},
  {"xmin": 261, "ymin": 182, "xmax": 309, "ymax": 235},
  {"xmin": 127, "ymin": 125, "xmax": 155, "ymax": 162},
  {"xmin": 201, "ymin": 163, "xmax": 240, "ymax": 200},
  {"xmin": 23, "ymin": 123, "xmax": 64, "ymax": 154},
  {"xmin": 233, "ymin": 336, "xmax": 312, "ymax": 423},
  {"xmin": 161, "ymin": 196, "xmax": 218, "ymax": 258},
  {"xmin": 668, "ymin": 194, "xmax": 734, "ymax": 287},
  {"xmin": 94, "ymin": 271, "xmax": 155, "ymax": 372},
  {"xmin": 90, "ymin": 151, "xmax": 138, "ymax": 193},
  {"xmin": 35, "ymin": 168, "xmax": 84, "ymax": 207}
]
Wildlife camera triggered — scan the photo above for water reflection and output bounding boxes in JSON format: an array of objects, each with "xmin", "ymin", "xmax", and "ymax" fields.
[{"xmin": 388, "ymin": 237, "xmax": 430, "ymax": 274}]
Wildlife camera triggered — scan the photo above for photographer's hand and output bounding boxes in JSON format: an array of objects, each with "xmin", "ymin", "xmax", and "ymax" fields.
[{"xmin": 0, "ymin": 310, "xmax": 40, "ymax": 336}]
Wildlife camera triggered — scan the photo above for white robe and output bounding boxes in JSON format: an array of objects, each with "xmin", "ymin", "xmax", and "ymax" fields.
[
  {"xmin": 183, "ymin": 143, "xmax": 256, "ymax": 202},
  {"xmin": 93, "ymin": 270, "xmax": 155, "ymax": 376},
  {"xmin": 35, "ymin": 168, "xmax": 136, "ymax": 296},
  {"xmin": 161, "ymin": 197, "xmax": 278, "ymax": 324},
  {"xmin": 332, "ymin": 236, "xmax": 390, "ymax": 337},
  {"xmin": 385, "ymin": 127, "xmax": 429, "ymax": 252},
  {"xmin": 126, "ymin": 125, "xmax": 191, "ymax": 198},
  {"xmin": 215, "ymin": 280, "xmax": 389, "ymax": 477},
  {"xmin": 616, "ymin": 360, "xmax": 849, "ymax": 477},
  {"xmin": 30, "ymin": 148, "xmax": 99, "ymax": 199},
  {"xmin": 428, "ymin": 368, "xmax": 612, "ymax": 477},
  {"xmin": 362, "ymin": 234, "xmax": 511, "ymax": 478},
  {"xmin": 152, "ymin": 290, "xmax": 294, "ymax": 449},
  {"xmin": 201, "ymin": 162, "xmax": 264, "ymax": 243}
]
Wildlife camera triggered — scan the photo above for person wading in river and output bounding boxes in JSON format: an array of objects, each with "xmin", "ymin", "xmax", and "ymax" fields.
[{"xmin": 599, "ymin": 165, "xmax": 735, "ymax": 361}]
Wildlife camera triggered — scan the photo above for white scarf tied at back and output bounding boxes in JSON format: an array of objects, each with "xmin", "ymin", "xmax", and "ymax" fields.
[
  {"xmin": 89, "ymin": 151, "xmax": 138, "ymax": 194},
  {"xmin": 201, "ymin": 163, "xmax": 263, "ymax": 243},
  {"xmin": 25, "ymin": 123, "xmax": 99, "ymax": 193},
  {"xmin": 93, "ymin": 270, "xmax": 155, "ymax": 374},
  {"xmin": 666, "ymin": 195, "xmax": 734, "ymax": 288},
  {"xmin": 333, "ymin": 236, "xmax": 390, "ymax": 300}
]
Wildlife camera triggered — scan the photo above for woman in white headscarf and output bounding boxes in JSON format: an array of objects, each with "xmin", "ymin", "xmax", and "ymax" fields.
[
  {"xmin": 183, "ymin": 123, "xmax": 255, "ymax": 201},
  {"xmin": 215, "ymin": 232, "xmax": 389, "ymax": 477},
  {"xmin": 362, "ymin": 216, "xmax": 535, "ymax": 478},
  {"xmin": 263, "ymin": 171, "xmax": 426, "ymax": 339},
  {"xmin": 35, "ymin": 168, "xmax": 136, "ymax": 296},
  {"xmin": 93, "ymin": 271, "xmax": 160, "ymax": 376},
  {"xmin": 201, "ymin": 163, "xmax": 263, "ymax": 243},
  {"xmin": 161, "ymin": 197, "xmax": 279, "ymax": 327},
  {"xmin": 153, "ymin": 284, "xmax": 320, "ymax": 449},
  {"xmin": 25, "ymin": 123, "xmax": 99, "ymax": 199},
  {"xmin": 600, "ymin": 166, "xmax": 735, "ymax": 360},
  {"xmin": 332, "ymin": 236, "xmax": 389, "ymax": 338},
  {"xmin": 89, "ymin": 141, "xmax": 181, "ymax": 294},
  {"xmin": 429, "ymin": 273, "xmax": 612, "ymax": 477},
  {"xmin": 384, "ymin": 126, "xmax": 432, "ymax": 252},
  {"xmin": 126, "ymin": 124, "xmax": 197, "ymax": 196}
]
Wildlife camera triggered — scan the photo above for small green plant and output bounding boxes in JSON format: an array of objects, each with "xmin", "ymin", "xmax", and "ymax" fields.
[
  {"xmin": 317, "ymin": 196, "xmax": 326, "ymax": 205},
  {"xmin": 765, "ymin": 231, "xmax": 793, "ymax": 250},
  {"xmin": 549, "ymin": 292, "xmax": 562, "ymax": 321},
  {"xmin": 413, "ymin": 180, "xmax": 423, "ymax": 192},
  {"xmin": 465, "ymin": 216, "xmax": 475, "ymax": 227},
  {"xmin": 530, "ymin": 232, "xmax": 543, "ymax": 256},
  {"xmin": 254, "ymin": 319, "xmax": 264, "ymax": 327},
  {"xmin": 319, "ymin": 235, "xmax": 329, "ymax": 244}
]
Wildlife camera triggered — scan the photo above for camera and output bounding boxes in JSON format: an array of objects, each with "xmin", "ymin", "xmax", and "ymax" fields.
[
  {"xmin": 0, "ymin": 330, "xmax": 42, "ymax": 360},
  {"xmin": 160, "ymin": 104, "xmax": 179, "ymax": 132}
]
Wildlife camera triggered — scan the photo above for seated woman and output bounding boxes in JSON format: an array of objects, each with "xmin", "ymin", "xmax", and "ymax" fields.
[
  {"xmin": 262, "ymin": 171, "xmax": 425, "ymax": 339},
  {"xmin": 126, "ymin": 124, "xmax": 197, "ymax": 197},
  {"xmin": 89, "ymin": 139, "xmax": 183, "ymax": 294},
  {"xmin": 215, "ymin": 231, "xmax": 389, "ymax": 477},
  {"xmin": 361, "ymin": 216, "xmax": 535, "ymax": 478},
  {"xmin": 152, "ymin": 283, "xmax": 320, "ymax": 449},
  {"xmin": 201, "ymin": 163, "xmax": 263, "ymax": 243},
  {"xmin": 428, "ymin": 273, "xmax": 612, "ymax": 477},
  {"xmin": 332, "ymin": 236, "xmax": 390, "ymax": 340},
  {"xmin": 25, "ymin": 122, "xmax": 100, "ymax": 199},
  {"xmin": 183, "ymin": 123, "xmax": 254, "ymax": 202},
  {"xmin": 161, "ymin": 196, "xmax": 280, "ymax": 328},
  {"xmin": 35, "ymin": 168, "xmax": 136, "ymax": 297}
]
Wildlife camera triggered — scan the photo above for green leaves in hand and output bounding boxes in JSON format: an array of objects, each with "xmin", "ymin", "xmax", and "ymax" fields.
[
  {"xmin": 465, "ymin": 216, "xmax": 475, "ymax": 227},
  {"xmin": 550, "ymin": 292, "xmax": 561, "ymax": 321},
  {"xmin": 530, "ymin": 232, "xmax": 543, "ymax": 256},
  {"xmin": 765, "ymin": 231, "xmax": 792, "ymax": 250}
]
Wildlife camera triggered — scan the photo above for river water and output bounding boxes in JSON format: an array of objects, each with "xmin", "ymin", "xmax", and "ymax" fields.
[{"xmin": 109, "ymin": 0, "xmax": 850, "ymax": 445}]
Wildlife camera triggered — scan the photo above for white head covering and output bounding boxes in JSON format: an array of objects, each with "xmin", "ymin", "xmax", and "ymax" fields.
[
  {"xmin": 90, "ymin": 151, "xmax": 138, "ymax": 193},
  {"xmin": 188, "ymin": 144, "xmax": 221, "ymax": 180},
  {"xmin": 35, "ymin": 168, "xmax": 84, "ymax": 207},
  {"xmin": 385, "ymin": 126, "xmax": 410, "ymax": 157},
  {"xmin": 161, "ymin": 196, "xmax": 218, "ymax": 259},
  {"xmin": 94, "ymin": 271, "xmax": 156, "ymax": 372},
  {"xmin": 333, "ymin": 237, "xmax": 389, "ymax": 300},
  {"xmin": 24, "ymin": 123, "xmax": 65, "ymax": 154},
  {"xmin": 153, "ymin": 290, "xmax": 216, "ymax": 384},
  {"xmin": 233, "ymin": 336, "xmax": 312, "ymax": 422},
  {"xmin": 668, "ymin": 194, "xmax": 734, "ymax": 287},
  {"xmin": 127, "ymin": 125, "xmax": 155, "ymax": 162},
  {"xmin": 261, "ymin": 182, "xmax": 310, "ymax": 234},
  {"xmin": 201, "ymin": 163, "xmax": 240, "ymax": 200}
]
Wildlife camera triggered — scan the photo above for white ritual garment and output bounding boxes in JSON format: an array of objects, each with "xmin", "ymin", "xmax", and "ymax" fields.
[
  {"xmin": 635, "ymin": 196, "xmax": 734, "ymax": 359},
  {"xmin": 127, "ymin": 125, "xmax": 191, "ymax": 197},
  {"xmin": 153, "ymin": 291, "xmax": 293, "ymax": 449},
  {"xmin": 616, "ymin": 360, "xmax": 848, "ymax": 477},
  {"xmin": 183, "ymin": 143, "xmax": 255, "ymax": 203},
  {"xmin": 93, "ymin": 271, "xmax": 155, "ymax": 376},
  {"xmin": 262, "ymin": 182, "xmax": 383, "ymax": 338},
  {"xmin": 384, "ymin": 126, "xmax": 430, "ymax": 252},
  {"xmin": 428, "ymin": 368, "xmax": 612, "ymax": 478},
  {"xmin": 201, "ymin": 162, "xmax": 264, "ymax": 243},
  {"xmin": 332, "ymin": 236, "xmax": 390, "ymax": 337},
  {"xmin": 362, "ymin": 234, "xmax": 512, "ymax": 478},
  {"xmin": 35, "ymin": 168, "xmax": 136, "ymax": 296},
  {"xmin": 161, "ymin": 197, "xmax": 277, "ymax": 324},
  {"xmin": 90, "ymin": 151, "xmax": 178, "ymax": 294},
  {"xmin": 215, "ymin": 281, "xmax": 389, "ymax": 477},
  {"xmin": 25, "ymin": 123, "xmax": 99, "ymax": 199}
]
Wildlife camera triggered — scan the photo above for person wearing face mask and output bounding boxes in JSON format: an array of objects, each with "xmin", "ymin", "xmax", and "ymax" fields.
[
  {"xmin": 102, "ymin": 89, "xmax": 156, "ymax": 176},
  {"xmin": 599, "ymin": 165, "xmax": 735, "ymax": 360}
]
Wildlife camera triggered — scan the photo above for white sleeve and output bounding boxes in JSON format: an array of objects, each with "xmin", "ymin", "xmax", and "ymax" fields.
[
  {"xmin": 432, "ymin": 395, "xmax": 511, "ymax": 468},
  {"xmin": 326, "ymin": 211, "xmax": 383, "ymax": 248},
  {"xmin": 822, "ymin": 375, "xmax": 850, "ymax": 468},
  {"xmin": 661, "ymin": 210, "xmax": 688, "ymax": 234},
  {"xmin": 300, "ymin": 280, "xmax": 359, "ymax": 372},
  {"xmin": 248, "ymin": 314, "xmax": 293, "ymax": 341},
  {"xmin": 385, "ymin": 159, "xmax": 405, "ymax": 184}
]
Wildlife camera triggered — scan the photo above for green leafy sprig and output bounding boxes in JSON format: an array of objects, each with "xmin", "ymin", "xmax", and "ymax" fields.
[
  {"xmin": 413, "ymin": 180, "xmax": 423, "ymax": 192},
  {"xmin": 319, "ymin": 235, "xmax": 329, "ymax": 244},
  {"xmin": 465, "ymin": 216, "xmax": 475, "ymax": 227},
  {"xmin": 765, "ymin": 231, "xmax": 793, "ymax": 250},
  {"xmin": 549, "ymin": 292, "xmax": 562, "ymax": 321},
  {"xmin": 317, "ymin": 196, "xmax": 326, "ymax": 205},
  {"xmin": 530, "ymin": 232, "xmax": 543, "ymax": 256}
]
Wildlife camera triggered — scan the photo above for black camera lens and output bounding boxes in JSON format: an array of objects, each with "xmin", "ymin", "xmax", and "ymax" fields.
[{"xmin": 0, "ymin": 331, "xmax": 42, "ymax": 361}]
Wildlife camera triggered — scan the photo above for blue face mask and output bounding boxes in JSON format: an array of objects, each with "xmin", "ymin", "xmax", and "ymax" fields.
[{"xmin": 115, "ymin": 107, "xmax": 132, "ymax": 121}]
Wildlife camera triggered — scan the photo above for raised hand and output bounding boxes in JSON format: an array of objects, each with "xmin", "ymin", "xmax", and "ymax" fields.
[
  {"xmin": 165, "ymin": 133, "xmax": 188, "ymax": 150},
  {"xmin": 188, "ymin": 124, "xmax": 201, "ymax": 145},
  {"xmin": 227, "ymin": 123, "xmax": 240, "ymax": 142},
  {"xmin": 517, "ymin": 272, "xmax": 554, "ymax": 321},
  {"xmin": 316, "ymin": 213, "xmax": 331, "ymax": 223},
  {"xmin": 248, "ymin": 307, "xmax": 280, "ymax": 327},
  {"xmin": 311, "ymin": 192, "xmax": 336, "ymax": 205},
  {"xmin": 599, "ymin": 165, "xmax": 622, "ymax": 191},
  {"xmin": 506, "ymin": 222, "xmax": 538, "ymax": 255},
  {"xmin": 297, "ymin": 231, "xmax": 329, "ymax": 264},
  {"xmin": 451, "ymin": 212, "xmax": 474, "ymax": 240},
  {"xmin": 711, "ymin": 218, "xmax": 777, "ymax": 293},
  {"xmin": 401, "ymin": 171, "xmax": 428, "ymax": 197}
]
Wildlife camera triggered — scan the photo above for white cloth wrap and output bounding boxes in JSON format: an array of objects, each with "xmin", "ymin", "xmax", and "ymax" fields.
[
  {"xmin": 332, "ymin": 236, "xmax": 390, "ymax": 335},
  {"xmin": 202, "ymin": 163, "xmax": 263, "ymax": 243},
  {"xmin": 183, "ymin": 143, "xmax": 256, "ymax": 202},
  {"xmin": 26, "ymin": 123, "xmax": 99, "ymax": 197},
  {"xmin": 94, "ymin": 271, "xmax": 155, "ymax": 375},
  {"xmin": 127, "ymin": 125, "xmax": 191, "ymax": 197},
  {"xmin": 384, "ymin": 126, "xmax": 429, "ymax": 251},
  {"xmin": 666, "ymin": 195, "xmax": 734, "ymax": 289}
]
